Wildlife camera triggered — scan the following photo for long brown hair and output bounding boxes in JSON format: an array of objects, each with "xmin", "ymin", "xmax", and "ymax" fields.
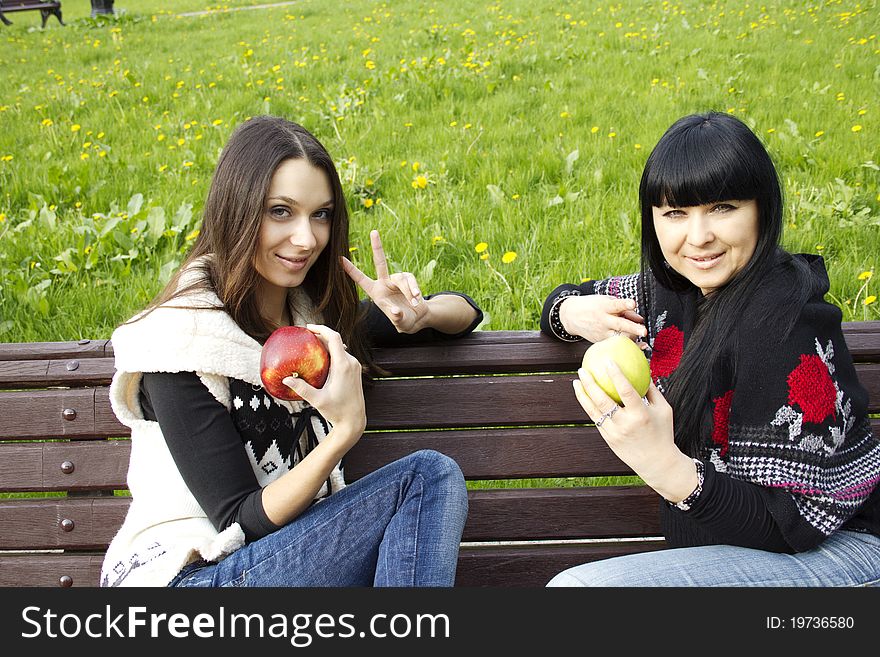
[{"xmin": 135, "ymin": 116, "xmax": 371, "ymax": 366}]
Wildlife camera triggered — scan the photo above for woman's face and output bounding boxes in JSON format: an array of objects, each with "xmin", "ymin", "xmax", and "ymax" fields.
[
  {"xmin": 254, "ymin": 157, "xmax": 333, "ymax": 294},
  {"xmin": 652, "ymin": 199, "xmax": 759, "ymax": 296}
]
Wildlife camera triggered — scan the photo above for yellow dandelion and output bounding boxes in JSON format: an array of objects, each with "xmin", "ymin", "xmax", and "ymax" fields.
[
  {"xmin": 815, "ymin": 131, "xmax": 824, "ymax": 137},
  {"xmin": 480, "ymin": 253, "xmax": 490, "ymax": 261},
  {"xmin": 502, "ymin": 251, "xmax": 517, "ymax": 264},
  {"xmin": 864, "ymin": 295, "xmax": 877, "ymax": 306},
  {"xmin": 159, "ymin": 164, "xmax": 168, "ymax": 172},
  {"xmin": 177, "ymin": 138, "xmax": 186, "ymax": 146},
  {"xmin": 852, "ymin": 125, "xmax": 863, "ymax": 132},
  {"xmin": 816, "ymin": 245, "xmax": 824, "ymax": 251},
  {"xmin": 71, "ymin": 124, "xmax": 81, "ymax": 132},
  {"xmin": 608, "ymin": 132, "xmax": 617, "ymax": 138},
  {"xmin": 432, "ymin": 235, "xmax": 445, "ymax": 245},
  {"xmin": 0, "ymin": 213, "xmax": 6, "ymax": 223},
  {"xmin": 475, "ymin": 242, "xmax": 488, "ymax": 253},
  {"xmin": 450, "ymin": 121, "xmax": 458, "ymax": 127},
  {"xmin": 185, "ymin": 229, "xmax": 200, "ymax": 241},
  {"xmin": 212, "ymin": 119, "xmax": 223, "ymax": 126},
  {"xmin": 363, "ymin": 198, "xmax": 374, "ymax": 208},
  {"xmin": 591, "ymin": 126, "xmax": 599, "ymax": 134},
  {"xmin": 412, "ymin": 162, "xmax": 420, "ymax": 172},
  {"xmin": 858, "ymin": 271, "xmax": 873, "ymax": 281},
  {"xmin": 0, "ymin": 155, "xmax": 12, "ymax": 162},
  {"xmin": 41, "ymin": 118, "xmax": 53, "ymax": 127},
  {"xmin": 349, "ymin": 246, "xmax": 358, "ymax": 253},
  {"xmin": 581, "ymin": 277, "xmax": 592, "ymax": 283},
  {"xmin": 80, "ymin": 152, "xmax": 89, "ymax": 160},
  {"xmin": 560, "ymin": 111, "xmax": 570, "ymax": 118},
  {"xmin": 182, "ymin": 161, "xmax": 194, "ymax": 167},
  {"xmin": 412, "ymin": 175, "xmax": 428, "ymax": 189}
]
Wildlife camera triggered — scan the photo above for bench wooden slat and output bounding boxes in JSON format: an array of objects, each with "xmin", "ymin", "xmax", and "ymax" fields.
[
  {"xmin": 3, "ymin": 365, "xmax": 880, "ymax": 439},
  {"xmin": 0, "ymin": 339, "xmax": 108, "ymax": 362},
  {"xmin": 0, "ymin": 541, "xmax": 669, "ymax": 587},
  {"xmin": 0, "ymin": 440, "xmax": 130, "ymax": 492},
  {"xmin": 0, "ymin": 487, "xmax": 660, "ymax": 550},
  {"xmin": 455, "ymin": 540, "xmax": 668, "ymax": 587},
  {"xmin": 2, "ymin": 322, "xmax": 878, "ymax": 388},
  {"xmin": 0, "ymin": 357, "xmax": 116, "ymax": 388},
  {"xmin": 0, "ymin": 497, "xmax": 129, "ymax": 550},
  {"xmin": 0, "ymin": 554, "xmax": 105, "ymax": 588},
  {"xmin": 0, "ymin": 388, "xmax": 98, "ymax": 439},
  {"xmin": 7, "ymin": 419, "xmax": 880, "ymax": 492},
  {"xmin": 0, "ymin": 425, "xmax": 637, "ymax": 492}
]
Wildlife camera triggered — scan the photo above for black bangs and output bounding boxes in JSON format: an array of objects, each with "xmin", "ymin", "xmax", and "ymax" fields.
[{"xmin": 641, "ymin": 118, "xmax": 762, "ymax": 209}]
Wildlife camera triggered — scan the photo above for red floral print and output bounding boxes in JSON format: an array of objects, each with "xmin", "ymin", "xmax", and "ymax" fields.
[
  {"xmin": 787, "ymin": 354, "xmax": 837, "ymax": 424},
  {"xmin": 650, "ymin": 325, "xmax": 684, "ymax": 381},
  {"xmin": 711, "ymin": 390, "xmax": 734, "ymax": 457}
]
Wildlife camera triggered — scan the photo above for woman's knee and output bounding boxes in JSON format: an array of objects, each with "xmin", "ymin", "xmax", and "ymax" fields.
[{"xmin": 404, "ymin": 449, "xmax": 465, "ymax": 484}]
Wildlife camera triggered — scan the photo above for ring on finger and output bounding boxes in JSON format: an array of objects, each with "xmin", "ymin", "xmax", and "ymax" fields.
[{"xmin": 595, "ymin": 405, "xmax": 619, "ymax": 427}]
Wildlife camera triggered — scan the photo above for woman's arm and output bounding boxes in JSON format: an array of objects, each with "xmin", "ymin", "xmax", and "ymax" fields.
[
  {"xmin": 361, "ymin": 292, "xmax": 483, "ymax": 347},
  {"xmin": 541, "ymin": 276, "xmax": 647, "ymax": 343}
]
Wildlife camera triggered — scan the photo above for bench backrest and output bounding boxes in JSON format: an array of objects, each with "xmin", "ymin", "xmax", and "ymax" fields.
[
  {"xmin": 0, "ymin": 1, "xmax": 61, "ymax": 11},
  {"xmin": 2, "ymin": 322, "xmax": 879, "ymax": 586}
]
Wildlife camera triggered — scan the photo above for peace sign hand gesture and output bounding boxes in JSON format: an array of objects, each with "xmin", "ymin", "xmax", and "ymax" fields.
[{"xmin": 342, "ymin": 230, "xmax": 430, "ymax": 334}]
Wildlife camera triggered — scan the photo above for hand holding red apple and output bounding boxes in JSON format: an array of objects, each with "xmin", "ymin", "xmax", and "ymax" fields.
[
  {"xmin": 276, "ymin": 324, "xmax": 367, "ymax": 438},
  {"xmin": 260, "ymin": 326, "xmax": 331, "ymax": 401}
]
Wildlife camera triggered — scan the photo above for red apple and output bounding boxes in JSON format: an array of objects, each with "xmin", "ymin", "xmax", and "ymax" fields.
[{"xmin": 260, "ymin": 326, "xmax": 330, "ymax": 401}]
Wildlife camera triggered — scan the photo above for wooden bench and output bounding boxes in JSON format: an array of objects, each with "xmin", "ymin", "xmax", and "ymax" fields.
[
  {"xmin": 0, "ymin": 0, "xmax": 63, "ymax": 27},
  {"xmin": 1, "ymin": 322, "xmax": 879, "ymax": 587}
]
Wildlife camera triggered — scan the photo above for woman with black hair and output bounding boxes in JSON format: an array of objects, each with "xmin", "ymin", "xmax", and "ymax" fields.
[{"xmin": 541, "ymin": 112, "xmax": 880, "ymax": 586}]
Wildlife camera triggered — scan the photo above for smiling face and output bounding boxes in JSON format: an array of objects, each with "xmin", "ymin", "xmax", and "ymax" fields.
[
  {"xmin": 254, "ymin": 157, "xmax": 333, "ymax": 303},
  {"xmin": 652, "ymin": 199, "xmax": 759, "ymax": 296}
]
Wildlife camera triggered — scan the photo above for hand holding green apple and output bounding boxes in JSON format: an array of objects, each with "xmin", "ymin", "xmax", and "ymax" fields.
[{"xmin": 581, "ymin": 334, "xmax": 651, "ymax": 404}]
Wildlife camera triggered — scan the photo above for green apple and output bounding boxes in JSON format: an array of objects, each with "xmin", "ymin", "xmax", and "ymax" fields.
[{"xmin": 581, "ymin": 334, "xmax": 651, "ymax": 405}]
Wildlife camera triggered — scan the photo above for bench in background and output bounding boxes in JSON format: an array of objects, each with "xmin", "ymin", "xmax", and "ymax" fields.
[
  {"xmin": 0, "ymin": 1, "xmax": 64, "ymax": 27},
  {"xmin": 1, "ymin": 322, "xmax": 879, "ymax": 587}
]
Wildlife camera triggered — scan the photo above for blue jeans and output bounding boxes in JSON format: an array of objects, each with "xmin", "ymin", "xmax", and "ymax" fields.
[
  {"xmin": 546, "ymin": 530, "xmax": 880, "ymax": 587},
  {"xmin": 169, "ymin": 450, "xmax": 468, "ymax": 587}
]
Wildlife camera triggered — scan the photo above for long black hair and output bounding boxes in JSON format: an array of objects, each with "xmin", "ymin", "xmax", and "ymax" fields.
[{"xmin": 638, "ymin": 112, "xmax": 811, "ymax": 456}]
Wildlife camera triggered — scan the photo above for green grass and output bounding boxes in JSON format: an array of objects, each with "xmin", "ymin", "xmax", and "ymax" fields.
[
  {"xmin": 0, "ymin": 0, "xmax": 878, "ymax": 342},
  {"xmin": 1, "ymin": 2, "xmax": 878, "ymax": 496}
]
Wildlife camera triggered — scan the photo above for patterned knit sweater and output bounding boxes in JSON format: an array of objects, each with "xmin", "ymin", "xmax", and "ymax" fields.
[{"xmin": 541, "ymin": 252, "xmax": 880, "ymax": 552}]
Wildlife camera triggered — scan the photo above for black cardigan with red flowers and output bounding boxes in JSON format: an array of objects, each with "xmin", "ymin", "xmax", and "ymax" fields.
[{"xmin": 541, "ymin": 252, "xmax": 880, "ymax": 553}]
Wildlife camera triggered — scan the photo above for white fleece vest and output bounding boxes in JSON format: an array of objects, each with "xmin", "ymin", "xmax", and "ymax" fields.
[{"xmin": 100, "ymin": 274, "xmax": 343, "ymax": 587}]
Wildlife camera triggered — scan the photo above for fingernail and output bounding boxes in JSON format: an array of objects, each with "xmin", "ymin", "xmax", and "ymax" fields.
[{"xmin": 411, "ymin": 298, "xmax": 420, "ymax": 307}]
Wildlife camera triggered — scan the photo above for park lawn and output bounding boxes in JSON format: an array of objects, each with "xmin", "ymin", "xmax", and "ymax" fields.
[
  {"xmin": 0, "ymin": 0, "xmax": 877, "ymax": 342},
  {"xmin": 0, "ymin": 1, "xmax": 877, "ymax": 496}
]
